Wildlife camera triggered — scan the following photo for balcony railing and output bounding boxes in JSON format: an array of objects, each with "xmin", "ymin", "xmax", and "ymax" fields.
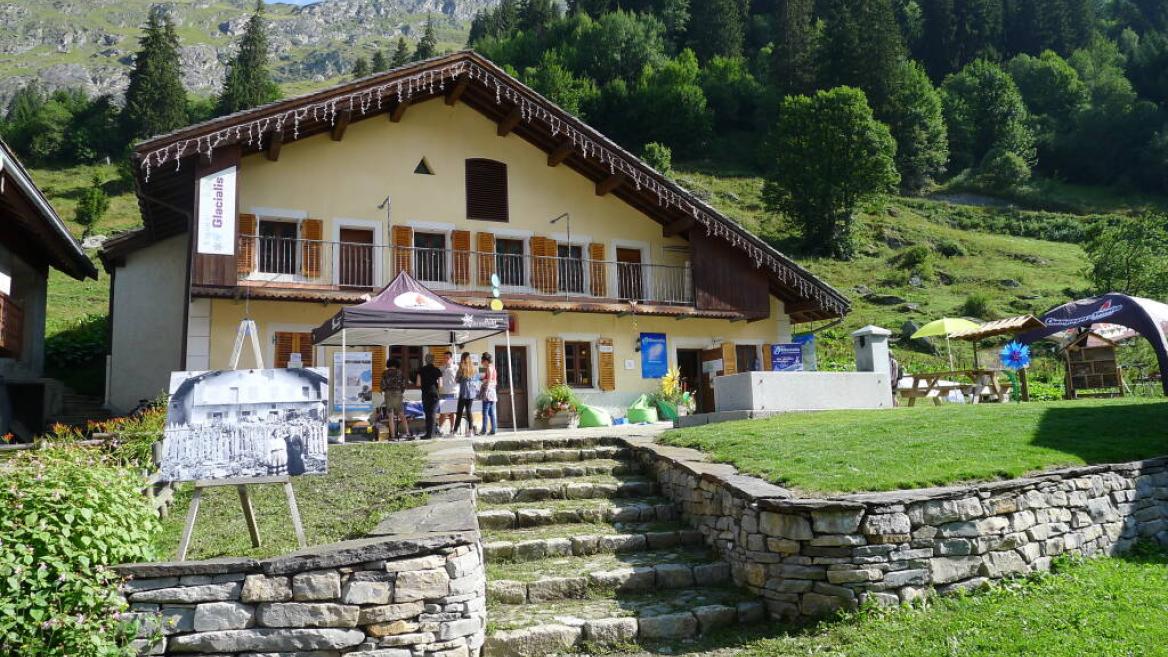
[
  {"xmin": 0, "ymin": 293, "xmax": 23, "ymax": 358},
  {"xmin": 239, "ymin": 236, "xmax": 694, "ymax": 306}
]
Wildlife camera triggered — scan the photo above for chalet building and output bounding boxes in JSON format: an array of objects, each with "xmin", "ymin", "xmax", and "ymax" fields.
[
  {"xmin": 101, "ymin": 52, "xmax": 849, "ymax": 425},
  {"xmin": 0, "ymin": 138, "xmax": 99, "ymax": 435}
]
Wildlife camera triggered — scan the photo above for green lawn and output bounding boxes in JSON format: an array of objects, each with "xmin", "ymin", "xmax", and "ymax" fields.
[
  {"xmin": 153, "ymin": 441, "xmax": 427, "ymax": 561},
  {"xmin": 681, "ymin": 546, "xmax": 1168, "ymax": 657},
  {"xmin": 662, "ymin": 399, "xmax": 1168, "ymax": 495}
]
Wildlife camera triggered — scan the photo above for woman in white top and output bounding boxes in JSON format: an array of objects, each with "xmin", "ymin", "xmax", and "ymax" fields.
[{"xmin": 438, "ymin": 351, "xmax": 458, "ymax": 435}]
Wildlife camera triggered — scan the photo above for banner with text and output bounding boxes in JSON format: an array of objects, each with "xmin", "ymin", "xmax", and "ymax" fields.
[
  {"xmin": 196, "ymin": 166, "xmax": 237, "ymax": 256},
  {"xmin": 333, "ymin": 351, "xmax": 374, "ymax": 414},
  {"xmin": 770, "ymin": 344, "xmax": 804, "ymax": 372}
]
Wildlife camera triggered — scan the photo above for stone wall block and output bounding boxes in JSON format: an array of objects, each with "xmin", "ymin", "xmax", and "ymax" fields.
[
  {"xmin": 861, "ymin": 513, "xmax": 911, "ymax": 543},
  {"xmin": 256, "ymin": 602, "xmax": 359, "ymax": 628},
  {"xmin": 910, "ymin": 497, "xmax": 983, "ymax": 526},
  {"xmin": 129, "ymin": 582, "xmax": 242, "ymax": 605},
  {"xmin": 341, "ymin": 579, "xmax": 392, "ymax": 605},
  {"xmin": 759, "ymin": 512, "xmax": 812, "ymax": 540},
  {"xmin": 192, "ymin": 601, "xmax": 254, "ymax": 631},
  {"xmin": 811, "ymin": 508, "xmax": 864, "ymax": 534},
  {"xmin": 929, "ymin": 556, "xmax": 983, "ymax": 584},
  {"xmin": 240, "ymin": 575, "xmax": 292, "ymax": 603},
  {"xmin": 292, "ymin": 571, "xmax": 341, "ymax": 601},
  {"xmin": 394, "ymin": 568, "xmax": 451, "ymax": 603}
]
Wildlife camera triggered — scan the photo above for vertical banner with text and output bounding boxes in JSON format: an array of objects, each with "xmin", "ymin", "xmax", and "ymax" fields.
[{"xmin": 197, "ymin": 166, "xmax": 237, "ymax": 256}]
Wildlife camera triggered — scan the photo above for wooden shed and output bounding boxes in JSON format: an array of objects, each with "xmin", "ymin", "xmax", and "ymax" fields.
[{"xmin": 1061, "ymin": 330, "xmax": 1125, "ymax": 399}]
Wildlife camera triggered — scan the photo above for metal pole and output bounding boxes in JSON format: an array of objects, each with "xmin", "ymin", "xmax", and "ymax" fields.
[
  {"xmin": 505, "ymin": 327, "xmax": 518, "ymax": 434},
  {"xmin": 340, "ymin": 328, "xmax": 347, "ymax": 444}
]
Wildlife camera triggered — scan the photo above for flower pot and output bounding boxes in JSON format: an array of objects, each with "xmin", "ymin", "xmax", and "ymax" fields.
[{"xmin": 536, "ymin": 409, "xmax": 579, "ymax": 430}]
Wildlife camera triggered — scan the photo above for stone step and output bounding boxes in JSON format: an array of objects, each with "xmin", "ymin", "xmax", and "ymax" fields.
[
  {"xmin": 475, "ymin": 445, "xmax": 631, "ymax": 466},
  {"xmin": 477, "ymin": 498, "xmax": 677, "ymax": 530},
  {"xmin": 477, "ymin": 476, "xmax": 657, "ymax": 504},
  {"xmin": 482, "ymin": 588, "xmax": 767, "ymax": 656},
  {"xmin": 482, "ymin": 526, "xmax": 705, "ymax": 564},
  {"xmin": 473, "ymin": 436, "xmax": 625, "ymax": 452},
  {"xmin": 477, "ymin": 458, "xmax": 642, "ymax": 483}
]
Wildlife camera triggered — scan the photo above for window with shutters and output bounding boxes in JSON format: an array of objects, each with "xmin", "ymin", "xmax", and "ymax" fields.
[
  {"xmin": 274, "ymin": 331, "xmax": 315, "ymax": 368},
  {"xmin": 465, "ymin": 159, "xmax": 509, "ymax": 222},
  {"xmin": 389, "ymin": 345, "xmax": 425, "ymax": 389},
  {"xmin": 557, "ymin": 244, "xmax": 585, "ymax": 293},
  {"xmin": 564, "ymin": 341, "xmax": 593, "ymax": 388},
  {"xmin": 258, "ymin": 220, "xmax": 298, "ymax": 275},
  {"xmin": 495, "ymin": 238, "xmax": 525, "ymax": 286},
  {"xmin": 413, "ymin": 232, "xmax": 447, "ymax": 282}
]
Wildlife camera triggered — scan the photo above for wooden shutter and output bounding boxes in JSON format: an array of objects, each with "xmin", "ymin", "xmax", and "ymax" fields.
[
  {"xmin": 275, "ymin": 332, "xmax": 314, "ymax": 368},
  {"xmin": 531, "ymin": 236, "xmax": 559, "ymax": 294},
  {"xmin": 237, "ymin": 213, "xmax": 257, "ymax": 275},
  {"xmin": 589, "ymin": 243, "xmax": 607, "ymax": 297},
  {"xmin": 452, "ymin": 229, "xmax": 471, "ymax": 285},
  {"xmin": 371, "ymin": 346, "xmax": 386, "ymax": 391},
  {"xmin": 465, "ymin": 159, "xmax": 509, "ymax": 222},
  {"xmin": 721, "ymin": 343, "xmax": 737, "ymax": 376},
  {"xmin": 301, "ymin": 219, "xmax": 323, "ymax": 279},
  {"xmin": 392, "ymin": 225, "xmax": 413, "ymax": 275},
  {"xmin": 598, "ymin": 337, "xmax": 615, "ymax": 391},
  {"xmin": 476, "ymin": 231, "xmax": 496, "ymax": 285},
  {"xmin": 546, "ymin": 337, "xmax": 565, "ymax": 387},
  {"xmin": 762, "ymin": 344, "xmax": 773, "ymax": 372},
  {"xmin": 429, "ymin": 345, "xmax": 452, "ymax": 364}
]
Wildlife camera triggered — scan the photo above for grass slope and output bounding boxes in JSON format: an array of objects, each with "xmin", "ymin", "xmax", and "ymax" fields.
[
  {"xmin": 686, "ymin": 547, "xmax": 1168, "ymax": 657},
  {"xmin": 153, "ymin": 441, "xmax": 426, "ymax": 560},
  {"xmin": 663, "ymin": 399, "xmax": 1168, "ymax": 494}
]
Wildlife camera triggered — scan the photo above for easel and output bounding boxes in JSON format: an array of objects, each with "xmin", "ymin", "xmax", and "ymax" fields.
[{"xmin": 175, "ymin": 318, "xmax": 308, "ymax": 560}]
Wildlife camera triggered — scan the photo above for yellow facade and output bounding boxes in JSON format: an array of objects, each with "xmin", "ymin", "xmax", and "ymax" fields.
[{"xmin": 198, "ymin": 94, "xmax": 793, "ymax": 417}]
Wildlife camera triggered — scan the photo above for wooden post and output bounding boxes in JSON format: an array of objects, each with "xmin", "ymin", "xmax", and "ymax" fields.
[
  {"xmin": 1019, "ymin": 367, "xmax": 1030, "ymax": 402},
  {"xmin": 176, "ymin": 487, "xmax": 203, "ymax": 561},
  {"xmin": 237, "ymin": 485, "xmax": 262, "ymax": 548},
  {"xmin": 283, "ymin": 480, "xmax": 308, "ymax": 549}
]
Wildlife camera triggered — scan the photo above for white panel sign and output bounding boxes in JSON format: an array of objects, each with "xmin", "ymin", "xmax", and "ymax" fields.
[{"xmin": 197, "ymin": 166, "xmax": 237, "ymax": 255}]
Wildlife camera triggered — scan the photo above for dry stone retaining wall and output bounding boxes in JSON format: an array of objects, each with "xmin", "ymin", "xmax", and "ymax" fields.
[
  {"xmin": 118, "ymin": 439, "xmax": 485, "ymax": 657},
  {"xmin": 625, "ymin": 437, "xmax": 1168, "ymax": 621}
]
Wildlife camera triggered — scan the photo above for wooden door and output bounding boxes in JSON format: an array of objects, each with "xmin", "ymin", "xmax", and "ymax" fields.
[
  {"xmin": 496, "ymin": 345, "xmax": 529, "ymax": 429},
  {"xmin": 616, "ymin": 248, "xmax": 643, "ymax": 301},
  {"xmin": 339, "ymin": 228, "xmax": 374, "ymax": 288},
  {"xmin": 698, "ymin": 347, "xmax": 723, "ymax": 413}
]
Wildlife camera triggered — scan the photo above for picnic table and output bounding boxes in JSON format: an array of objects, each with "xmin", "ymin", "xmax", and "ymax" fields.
[{"xmin": 900, "ymin": 369, "xmax": 1012, "ymax": 406}]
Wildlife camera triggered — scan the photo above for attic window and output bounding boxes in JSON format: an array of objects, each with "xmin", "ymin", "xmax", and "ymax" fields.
[{"xmin": 414, "ymin": 158, "xmax": 434, "ymax": 175}]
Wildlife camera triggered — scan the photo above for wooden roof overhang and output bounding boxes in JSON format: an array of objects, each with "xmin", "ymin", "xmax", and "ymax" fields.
[
  {"xmin": 128, "ymin": 51, "xmax": 849, "ymax": 322},
  {"xmin": 0, "ymin": 139, "xmax": 97, "ymax": 280}
]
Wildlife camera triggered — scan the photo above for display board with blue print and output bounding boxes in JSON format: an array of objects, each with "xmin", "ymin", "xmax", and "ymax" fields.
[
  {"xmin": 640, "ymin": 333, "xmax": 668, "ymax": 378},
  {"xmin": 770, "ymin": 344, "xmax": 804, "ymax": 372}
]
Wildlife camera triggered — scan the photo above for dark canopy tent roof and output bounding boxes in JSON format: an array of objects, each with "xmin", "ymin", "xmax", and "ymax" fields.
[
  {"xmin": 1017, "ymin": 293, "xmax": 1168, "ymax": 395},
  {"xmin": 312, "ymin": 271, "xmax": 508, "ymax": 347}
]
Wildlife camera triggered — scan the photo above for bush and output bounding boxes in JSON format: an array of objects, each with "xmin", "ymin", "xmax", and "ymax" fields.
[
  {"xmin": 0, "ymin": 450, "xmax": 160, "ymax": 656},
  {"xmin": 978, "ymin": 148, "xmax": 1032, "ymax": 190},
  {"xmin": 641, "ymin": 141, "xmax": 672, "ymax": 173},
  {"xmin": 535, "ymin": 384, "xmax": 582, "ymax": 420},
  {"xmin": 959, "ymin": 292, "xmax": 995, "ymax": 319},
  {"xmin": 893, "ymin": 245, "xmax": 932, "ymax": 270},
  {"xmin": 45, "ymin": 314, "xmax": 107, "ymax": 371},
  {"xmin": 935, "ymin": 239, "xmax": 966, "ymax": 257}
]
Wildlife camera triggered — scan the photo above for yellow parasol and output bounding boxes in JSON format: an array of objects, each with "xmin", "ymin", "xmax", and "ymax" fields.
[{"xmin": 911, "ymin": 317, "xmax": 981, "ymax": 369}]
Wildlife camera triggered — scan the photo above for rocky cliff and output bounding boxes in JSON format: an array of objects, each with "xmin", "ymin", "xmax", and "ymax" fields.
[{"xmin": 0, "ymin": 0, "xmax": 494, "ymax": 106}]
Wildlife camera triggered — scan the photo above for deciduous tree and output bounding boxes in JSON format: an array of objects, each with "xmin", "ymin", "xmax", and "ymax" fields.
[{"xmin": 886, "ymin": 59, "xmax": 949, "ymax": 193}]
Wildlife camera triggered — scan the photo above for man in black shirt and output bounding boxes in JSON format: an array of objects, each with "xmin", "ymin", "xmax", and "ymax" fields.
[{"xmin": 416, "ymin": 353, "xmax": 443, "ymax": 439}]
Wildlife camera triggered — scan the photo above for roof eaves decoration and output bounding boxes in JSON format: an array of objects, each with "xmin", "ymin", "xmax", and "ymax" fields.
[{"xmin": 135, "ymin": 52, "xmax": 848, "ymax": 319}]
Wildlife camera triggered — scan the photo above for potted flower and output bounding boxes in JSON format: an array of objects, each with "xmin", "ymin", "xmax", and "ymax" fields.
[
  {"xmin": 535, "ymin": 384, "xmax": 582, "ymax": 429},
  {"xmin": 654, "ymin": 367, "xmax": 694, "ymax": 420}
]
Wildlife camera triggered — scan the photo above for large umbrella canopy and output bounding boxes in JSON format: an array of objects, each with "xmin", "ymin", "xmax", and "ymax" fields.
[
  {"xmin": 911, "ymin": 317, "xmax": 980, "ymax": 339},
  {"xmin": 312, "ymin": 271, "xmax": 508, "ymax": 347},
  {"xmin": 911, "ymin": 317, "xmax": 980, "ymax": 370}
]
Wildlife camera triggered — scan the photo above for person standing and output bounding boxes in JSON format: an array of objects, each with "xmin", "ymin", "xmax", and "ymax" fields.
[
  {"xmin": 438, "ymin": 351, "xmax": 458, "ymax": 435},
  {"xmin": 380, "ymin": 357, "xmax": 410, "ymax": 440},
  {"xmin": 453, "ymin": 352, "xmax": 477, "ymax": 437},
  {"xmin": 415, "ymin": 353, "xmax": 443, "ymax": 439},
  {"xmin": 479, "ymin": 352, "xmax": 498, "ymax": 436}
]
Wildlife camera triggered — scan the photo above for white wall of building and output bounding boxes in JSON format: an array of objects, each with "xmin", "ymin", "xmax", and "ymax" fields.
[{"xmin": 108, "ymin": 234, "xmax": 189, "ymax": 413}]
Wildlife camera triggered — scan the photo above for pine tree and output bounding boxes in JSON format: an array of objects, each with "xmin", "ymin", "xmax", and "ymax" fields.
[
  {"xmin": 216, "ymin": 0, "xmax": 280, "ymax": 116},
  {"xmin": 121, "ymin": 6, "xmax": 187, "ymax": 141},
  {"xmin": 413, "ymin": 15, "xmax": 439, "ymax": 61},
  {"xmin": 771, "ymin": 0, "xmax": 817, "ymax": 98},
  {"xmin": 352, "ymin": 57, "xmax": 370, "ymax": 79},
  {"xmin": 818, "ymin": 0, "xmax": 905, "ymax": 115},
  {"xmin": 371, "ymin": 49, "xmax": 388, "ymax": 72},
  {"xmin": 519, "ymin": 0, "xmax": 559, "ymax": 34},
  {"xmin": 391, "ymin": 36, "xmax": 411, "ymax": 67},
  {"xmin": 687, "ymin": 0, "xmax": 745, "ymax": 63}
]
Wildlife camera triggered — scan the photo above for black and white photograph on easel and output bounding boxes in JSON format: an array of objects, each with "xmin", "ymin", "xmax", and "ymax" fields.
[{"xmin": 159, "ymin": 367, "xmax": 330, "ymax": 482}]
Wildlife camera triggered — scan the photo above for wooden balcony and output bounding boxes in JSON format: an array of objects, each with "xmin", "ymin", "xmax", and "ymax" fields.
[
  {"xmin": 0, "ymin": 293, "xmax": 23, "ymax": 358},
  {"xmin": 234, "ymin": 236, "xmax": 695, "ymax": 307}
]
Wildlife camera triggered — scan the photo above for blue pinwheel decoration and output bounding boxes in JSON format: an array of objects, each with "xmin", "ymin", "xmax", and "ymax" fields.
[{"xmin": 999, "ymin": 341, "xmax": 1031, "ymax": 371}]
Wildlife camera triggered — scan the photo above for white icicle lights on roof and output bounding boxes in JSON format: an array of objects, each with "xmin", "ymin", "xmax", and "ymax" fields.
[{"xmin": 139, "ymin": 57, "xmax": 847, "ymax": 317}]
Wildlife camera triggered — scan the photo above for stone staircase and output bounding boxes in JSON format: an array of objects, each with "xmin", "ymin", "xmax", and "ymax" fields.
[
  {"xmin": 473, "ymin": 436, "xmax": 764, "ymax": 657},
  {"xmin": 49, "ymin": 389, "xmax": 111, "ymax": 428}
]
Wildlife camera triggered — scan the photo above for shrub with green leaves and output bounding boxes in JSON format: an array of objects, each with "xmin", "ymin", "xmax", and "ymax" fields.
[
  {"xmin": 0, "ymin": 450, "xmax": 160, "ymax": 656},
  {"xmin": 960, "ymin": 292, "xmax": 995, "ymax": 319}
]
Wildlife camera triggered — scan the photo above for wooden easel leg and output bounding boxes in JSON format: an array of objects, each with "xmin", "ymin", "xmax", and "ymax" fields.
[
  {"xmin": 238, "ymin": 485, "xmax": 262, "ymax": 548},
  {"xmin": 177, "ymin": 487, "xmax": 203, "ymax": 561},
  {"xmin": 283, "ymin": 481, "xmax": 307, "ymax": 549}
]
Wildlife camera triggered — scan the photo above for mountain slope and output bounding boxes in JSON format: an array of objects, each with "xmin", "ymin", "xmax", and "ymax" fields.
[{"xmin": 0, "ymin": 0, "xmax": 493, "ymax": 104}]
